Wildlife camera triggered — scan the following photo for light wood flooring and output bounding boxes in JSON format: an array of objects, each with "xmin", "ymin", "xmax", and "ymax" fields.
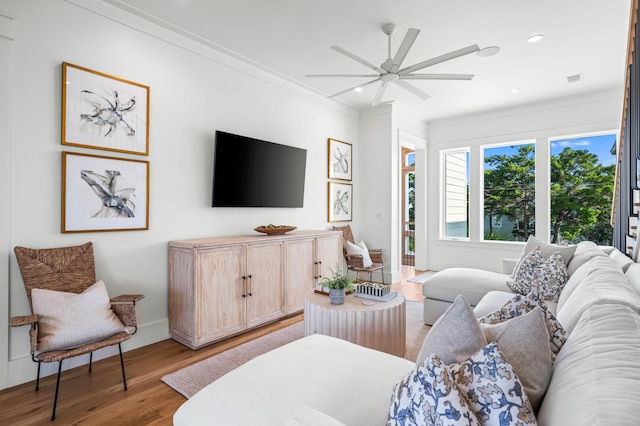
[{"xmin": 0, "ymin": 267, "xmax": 425, "ymax": 425}]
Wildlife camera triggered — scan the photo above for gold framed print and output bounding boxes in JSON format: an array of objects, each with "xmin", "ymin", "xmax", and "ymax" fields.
[
  {"xmin": 62, "ymin": 62, "xmax": 150, "ymax": 155},
  {"xmin": 62, "ymin": 151, "xmax": 149, "ymax": 233},
  {"xmin": 328, "ymin": 182, "xmax": 352, "ymax": 222},
  {"xmin": 328, "ymin": 138, "xmax": 352, "ymax": 181}
]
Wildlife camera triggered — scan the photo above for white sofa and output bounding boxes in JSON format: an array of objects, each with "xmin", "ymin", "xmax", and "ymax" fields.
[
  {"xmin": 422, "ymin": 240, "xmax": 634, "ymax": 325},
  {"xmin": 174, "ymin": 240, "xmax": 640, "ymax": 425}
]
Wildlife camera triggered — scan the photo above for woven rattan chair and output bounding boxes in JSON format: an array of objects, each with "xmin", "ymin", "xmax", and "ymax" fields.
[
  {"xmin": 333, "ymin": 225, "xmax": 385, "ymax": 284},
  {"xmin": 9, "ymin": 242, "xmax": 144, "ymax": 421}
]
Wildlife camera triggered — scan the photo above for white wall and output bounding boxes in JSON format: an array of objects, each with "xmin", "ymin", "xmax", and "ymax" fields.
[
  {"xmin": 1, "ymin": 0, "xmax": 359, "ymax": 389},
  {"xmin": 357, "ymin": 105, "xmax": 428, "ymax": 283},
  {"xmin": 0, "ymin": 10, "xmax": 13, "ymax": 391},
  {"xmin": 425, "ymin": 89, "xmax": 623, "ymax": 272}
]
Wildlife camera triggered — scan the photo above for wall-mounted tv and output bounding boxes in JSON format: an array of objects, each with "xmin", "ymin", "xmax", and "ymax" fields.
[{"xmin": 212, "ymin": 131, "xmax": 307, "ymax": 208}]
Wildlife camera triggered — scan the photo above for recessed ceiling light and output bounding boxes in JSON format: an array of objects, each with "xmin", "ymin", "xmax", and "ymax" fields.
[
  {"xmin": 510, "ymin": 88, "xmax": 521, "ymax": 94},
  {"xmin": 477, "ymin": 46, "xmax": 500, "ymax": 57},
  {"xmin": 527, "ymin": 34, "xmax": 544, "ymax": 43},
  {"xmin": 354, "ymin": 87, "xmax": 363, "ymax": 92}
]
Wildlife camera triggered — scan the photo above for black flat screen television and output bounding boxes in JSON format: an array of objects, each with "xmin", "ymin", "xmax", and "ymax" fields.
[{"xmin": 212, "ymin": 131, "xmax": 307, "ymax": 207}]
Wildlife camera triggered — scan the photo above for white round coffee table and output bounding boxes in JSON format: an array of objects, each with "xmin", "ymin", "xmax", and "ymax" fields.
[{"xmin": 304, "ymin": 292, "xmax": 406, "ymax": 357}]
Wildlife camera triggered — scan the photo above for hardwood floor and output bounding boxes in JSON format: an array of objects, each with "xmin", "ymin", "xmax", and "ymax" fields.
[{"xmin": 0, "ymin": 267, "xmax": 425, "ymax": 425}]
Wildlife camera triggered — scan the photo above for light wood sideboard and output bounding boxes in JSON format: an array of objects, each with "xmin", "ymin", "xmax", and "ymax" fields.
[{"xmin": 168, "ymin": 230, "xmax": 343, "ymax": 349}]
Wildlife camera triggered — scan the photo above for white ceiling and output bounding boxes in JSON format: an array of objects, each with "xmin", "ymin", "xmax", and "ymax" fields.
[{"xmin": 105, "ymin": 0, "xmax": 632, "ymax": 122}]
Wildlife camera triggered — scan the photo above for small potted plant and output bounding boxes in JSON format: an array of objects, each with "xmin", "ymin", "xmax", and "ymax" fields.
[{"xmin": 320, "ymin": 264, "xmax": 354, "ymax": 305}]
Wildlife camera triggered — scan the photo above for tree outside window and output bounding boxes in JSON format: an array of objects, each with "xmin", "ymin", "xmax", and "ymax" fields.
[
  {"xmin": 484, "ymin": 143, "xmax": 536, "ymax": 241},
  {"xmin": 550, "ymin": 134, "xmax": 616, "ymax": 245}
]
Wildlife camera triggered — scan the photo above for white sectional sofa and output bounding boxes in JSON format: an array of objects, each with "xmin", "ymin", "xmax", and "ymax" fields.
[
  {"xmin": 174, "ymin": 240, "xmax": 640, "ymax": 425},
  {"xmin": 422, "ymin": 240, "xmax": 634, "ymax": 325}
]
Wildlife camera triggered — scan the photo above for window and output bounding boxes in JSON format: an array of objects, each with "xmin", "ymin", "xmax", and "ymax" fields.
[
  {"xmin": 483, "ymin": 143, "xmax": 535, "ymax": 241},
  {"xmin": 443, "ymin": 150, "xmax": 469, "ymax": 238},
  {"xmin": 550, "ymin": 134, "xmax": 616, "ymax": 245},
  {"xmin": 402, "ymin": 148, "xmax": 415, "ymax": 265}
]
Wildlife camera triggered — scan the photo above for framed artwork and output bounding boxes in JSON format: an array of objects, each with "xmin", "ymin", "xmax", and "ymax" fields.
[
  {"xmin": 62, "ymin": 151, "xmax": 149, "ymax": 233},
  {"xmin": 328, "ymin": 138, "xmax": 352, "ymax": 181},
  {"xmin": 328, "ymin": 182, "xmax": 352, "ymax": 222},
  {"xmin": 62, "ymin": 62, "xmax": 150, "ymax": 156}
]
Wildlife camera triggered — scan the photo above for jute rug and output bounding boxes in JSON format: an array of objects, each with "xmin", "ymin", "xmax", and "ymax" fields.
[{"xmin": 162, "ymin": 300, "xmax": 429, "ymax": 398}]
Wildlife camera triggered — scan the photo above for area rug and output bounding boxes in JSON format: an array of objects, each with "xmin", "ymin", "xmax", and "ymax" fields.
[
  {"xmin": 408, "ymin": 270, "xmax": 437, "ymax": 284},
  {"xmin": 162, "ymin": 300, "xmax": 430, "ymax": 398}
]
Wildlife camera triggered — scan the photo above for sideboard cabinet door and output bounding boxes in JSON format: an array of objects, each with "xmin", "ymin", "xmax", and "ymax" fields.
[
  {"xmin": 197, "ymin": 246, "xmax": 247, "ymax": 345},
  {"xmin": 246, "ymin": 241, "xmax": 285, "ymax": 328}
]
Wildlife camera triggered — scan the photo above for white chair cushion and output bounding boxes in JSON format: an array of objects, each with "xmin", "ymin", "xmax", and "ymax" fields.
[
  {"xmin": 31, "ymin": 280, "xmax": 127, "ymax": 352},
  {"xmin": 344, "ymin": 240, "xmax": 372, "ymax": 268}
]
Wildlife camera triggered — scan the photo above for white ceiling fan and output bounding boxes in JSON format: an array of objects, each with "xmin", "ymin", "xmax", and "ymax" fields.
[{"xmin": 307, "ymin": 23, "xmax": 493, "ymax": 106}]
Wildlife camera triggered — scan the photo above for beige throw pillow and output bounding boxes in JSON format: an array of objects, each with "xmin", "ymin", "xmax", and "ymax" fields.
[
  {"xmin": 415, "ymin": 295, "xmax": 487, "ymax": 366},
  {"xmin": 417, "ymin": 295, "xmax": 553, "ymax": 412},
  {"xmin": 480, "ymin": 308, "xmax": 553, "ymax": 411},
  {"xmin": 344, "ymin": 240, "xmax": 373, "ymax": 268},
  {"xmin": 31, "ymin": 280, "xmax": 128, "ymax": 352}
]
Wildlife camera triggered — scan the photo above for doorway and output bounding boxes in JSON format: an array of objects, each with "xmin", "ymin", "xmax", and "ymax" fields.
[{"xmin": 401, "ymin": 147, "xmax": 415, "ymax": 266}]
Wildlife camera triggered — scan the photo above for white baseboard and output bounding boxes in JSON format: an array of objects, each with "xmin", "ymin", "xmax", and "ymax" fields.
[{"xmin": 5, "ymin": 319, "xmax": 169, "ymax": 389}]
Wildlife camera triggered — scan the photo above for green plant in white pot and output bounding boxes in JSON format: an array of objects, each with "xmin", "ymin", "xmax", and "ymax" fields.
[{"xmin": 321, "ymin": 264, "xmax": 354, "ymax": 305}]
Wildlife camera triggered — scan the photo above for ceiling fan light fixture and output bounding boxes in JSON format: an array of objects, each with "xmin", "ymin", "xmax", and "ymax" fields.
[
  {"xmin": 477, "ymin": 46, "xmax": 500, "ymax": 57},
  {"xmin": 527, "ymin": 34, "xmax": 544, "ymax": 43},
  {"xmin": 311, "ymin": 24, "xmax": 482, "ymax": 104}
]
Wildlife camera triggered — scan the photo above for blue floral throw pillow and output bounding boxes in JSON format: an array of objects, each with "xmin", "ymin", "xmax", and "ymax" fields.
[
  {"xmin": 507, "ymin": 247, "xmax": 568, "ymax": 302},
  {"xmin": 387, "ymin": 344, "xmax": 538, "ymax": 426},
  {"xmin": 449, "ymin": 343, "xmax": 537, "ymax": 426},
  {"xmin": 387, "ymin": 353, "xmax": 480, "ymax": 426}
]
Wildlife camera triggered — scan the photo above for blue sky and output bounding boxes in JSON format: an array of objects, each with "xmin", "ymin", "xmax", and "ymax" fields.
[
  {"xmin": 550, "ymin": 133, "xmax": 617, "ymax": 167},
  {"xmin": 484, "ymin": 133, "xmax": 617, "ymax": 168}
]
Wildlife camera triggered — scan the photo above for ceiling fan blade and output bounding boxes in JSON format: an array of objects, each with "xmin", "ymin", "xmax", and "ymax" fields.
[
  {"xmin": 401, "ymin": 73, "xmax": 475, "ymax": 80},
  {"xmin": 306, "ymin": 74, "xmax": 380, "ymax": 78},
  {"xmin": 390, "ymin": 28, "xmax": 420, "ymax": 73},
  {"xmin": 330, "ymin": 45, "xmax": 386, "ymax": 73},
  {"xmin": 327, "ymin": 78, "xmax": 381, "ymax": 99},
  {"xmin": 371, "ymin": 80, "xmax": 389, "ymax": 106},
  {"xmin": 395, "ymin": 80, "xmax": 430, "ymax": 101},
  {"xmin": 398, "ymin": 44, "xmax": 480, "ymax": 75}
]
